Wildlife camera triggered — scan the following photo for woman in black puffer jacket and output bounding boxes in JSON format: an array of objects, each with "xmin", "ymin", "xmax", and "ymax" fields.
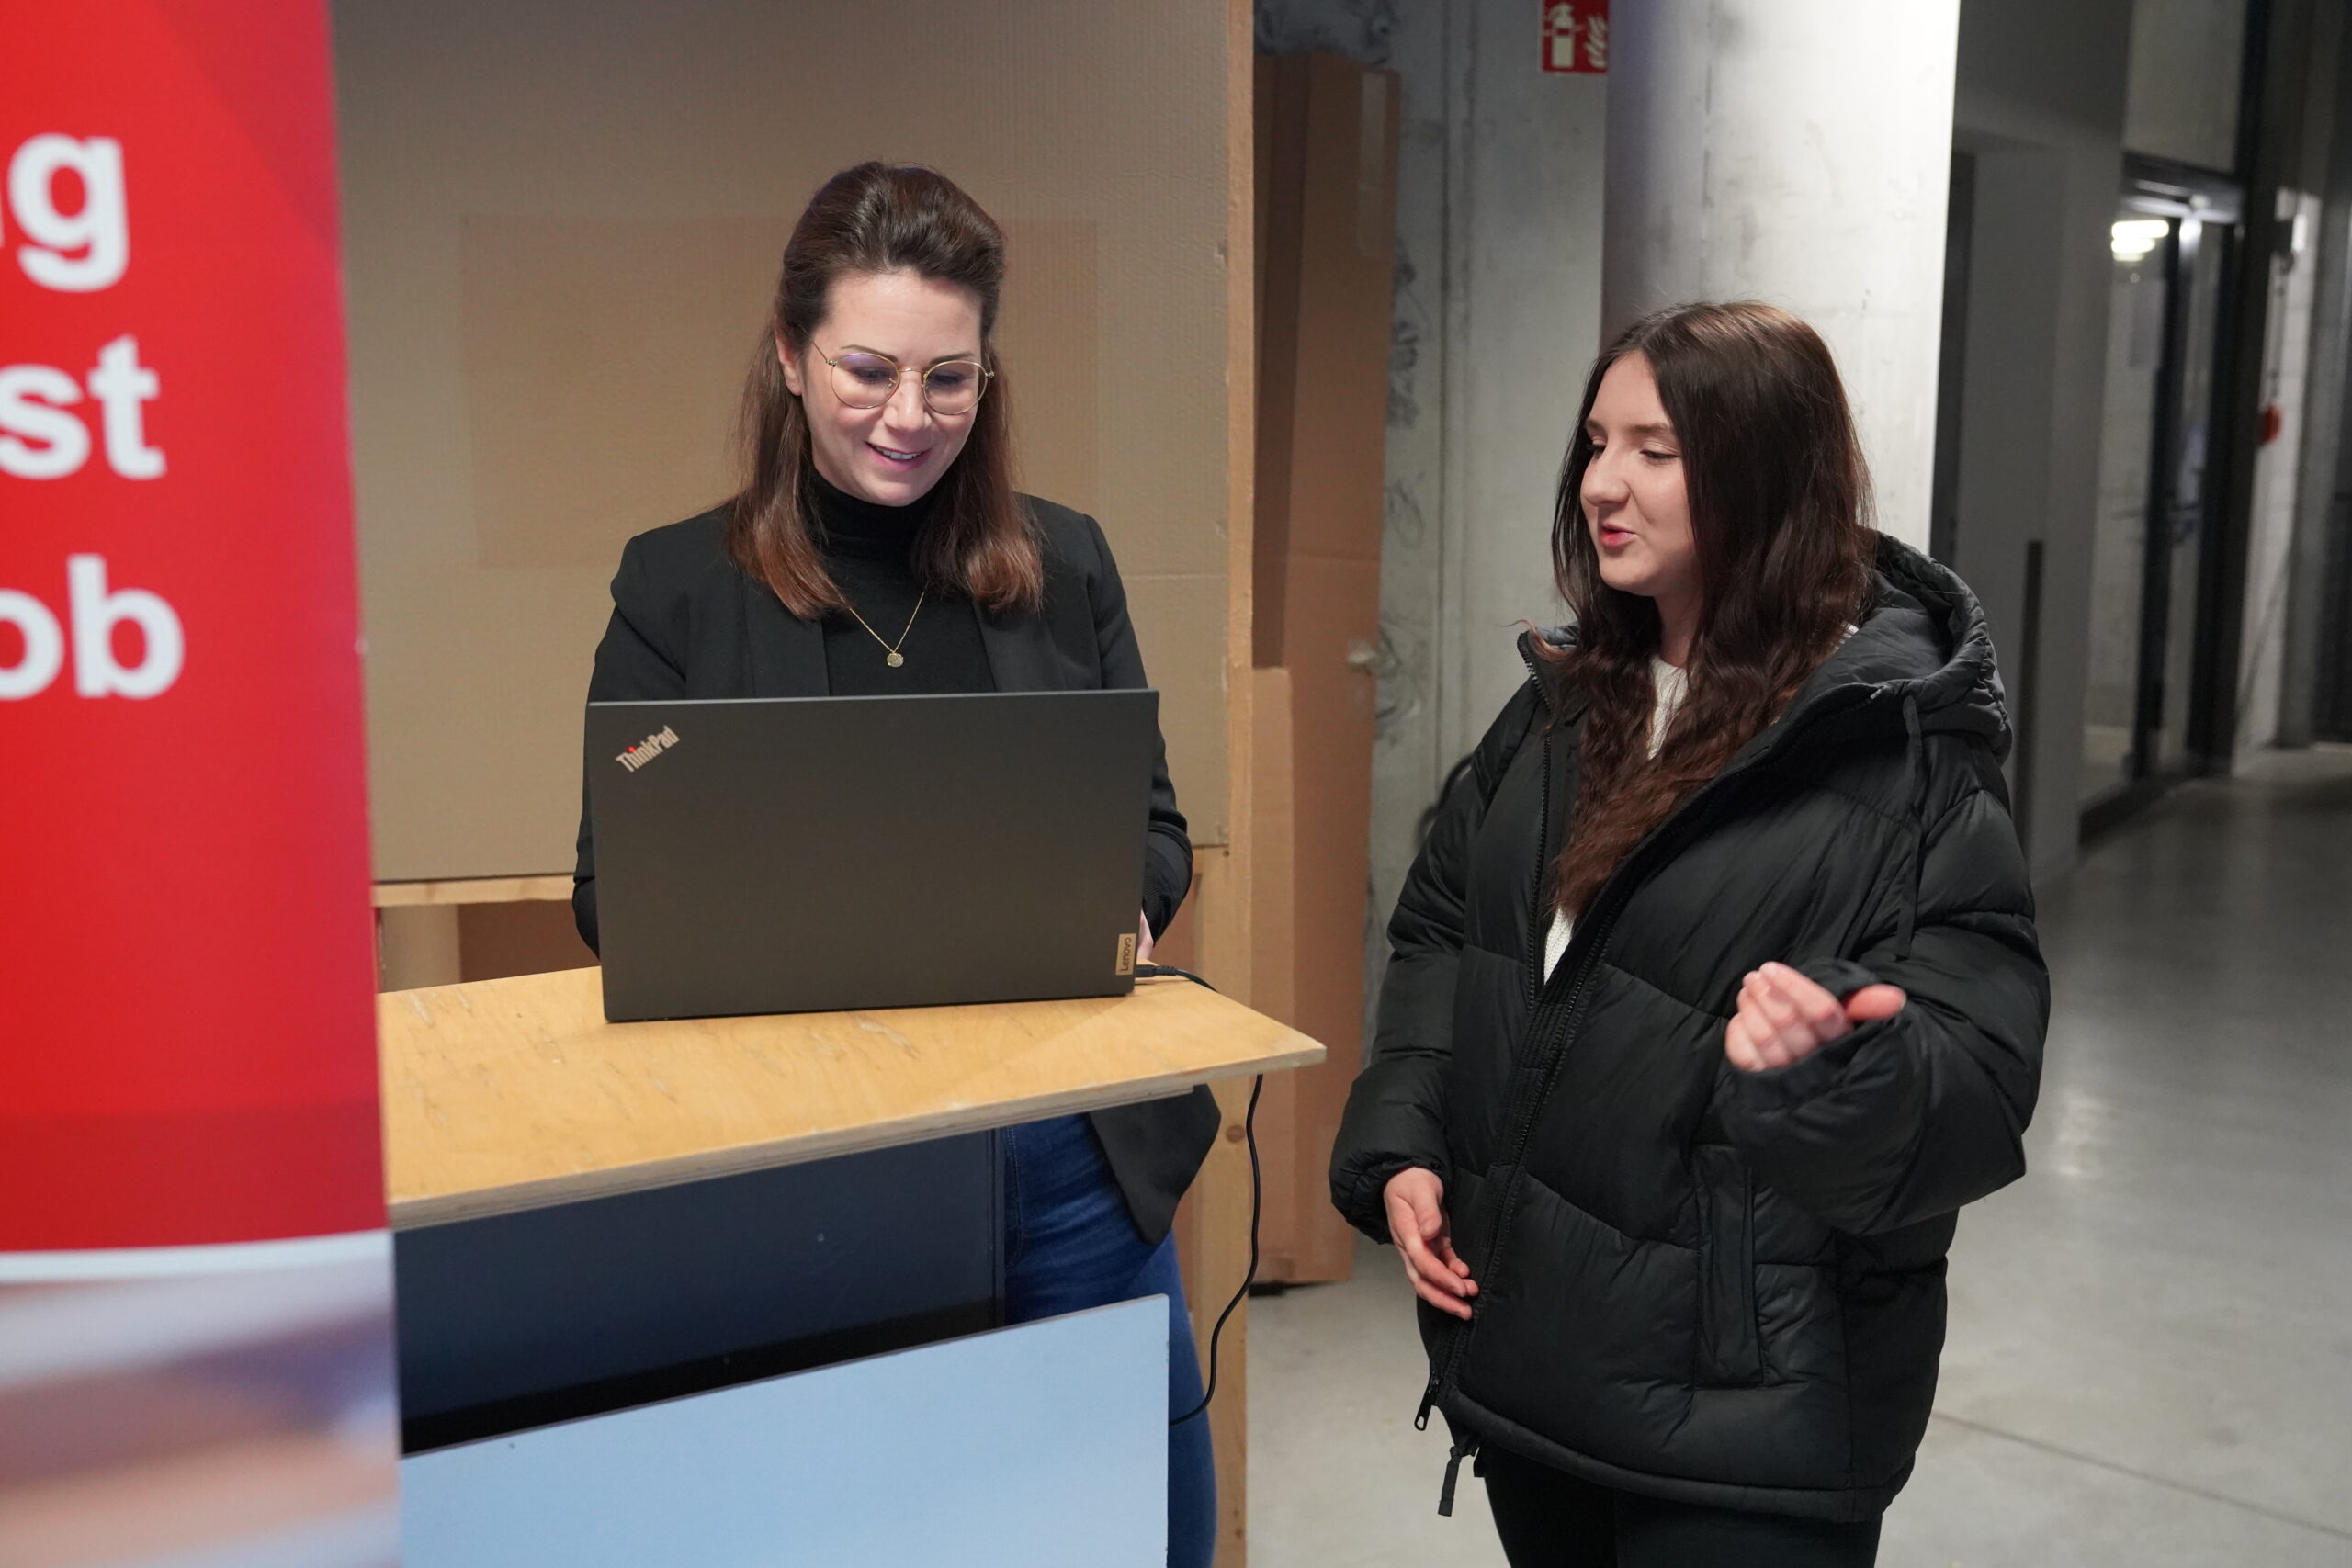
[{"xmin": 1329, "ymin": 302, "xmax": 2047, "ymax": 1566}]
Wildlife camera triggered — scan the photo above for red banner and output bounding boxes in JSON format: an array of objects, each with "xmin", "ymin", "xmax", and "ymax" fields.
[
  {"xmin": 0, "ymin": 0, "xmax": 381, "ymax": 1249},
  {"xmin": 1543, "ymin": 0, "xmax": 1611, "ymax": 74}
]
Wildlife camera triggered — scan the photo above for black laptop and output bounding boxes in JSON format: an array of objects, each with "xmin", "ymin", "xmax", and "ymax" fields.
[{"xmin": 585, "ymin": 690, "xmax": 1159, "ymax": 1021}]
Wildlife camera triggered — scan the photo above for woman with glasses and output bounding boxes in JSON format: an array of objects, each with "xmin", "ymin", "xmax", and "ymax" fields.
[
  {"xmin": 571, "ymin": 162, "xmax": 1219, "ymax": 1566},
  {"xmin": 1331, "ymin": 302, "xmax": 2048, "ymax": 1565}
]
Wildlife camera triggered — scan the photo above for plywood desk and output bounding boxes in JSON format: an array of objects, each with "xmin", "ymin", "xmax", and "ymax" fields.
[
  {"xmin": 379, "ymin": 967, "xmax": 1323, "ymax": 1457},
  {"xmin": 379, "ymin": 965, "xmax": 1323, "ymax": 1227}
]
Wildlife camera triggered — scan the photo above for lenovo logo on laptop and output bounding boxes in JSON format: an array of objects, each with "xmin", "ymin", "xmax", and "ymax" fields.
[{"xmin": 615, "ymin": 725, "xmax": 680, "ymax": 773}]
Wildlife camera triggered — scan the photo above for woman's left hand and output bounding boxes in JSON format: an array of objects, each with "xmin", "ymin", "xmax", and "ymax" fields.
[
  {"xmin": 1137, "ymin": 912, "xmax": 1154, "ymax": 964},
  {"xmin": 1724, "ymin": 961, "xmax": 1907, "ymax": 1073}
]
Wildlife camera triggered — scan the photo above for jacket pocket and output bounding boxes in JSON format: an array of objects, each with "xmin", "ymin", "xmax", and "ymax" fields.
[{"xmin": 1692, "ymin": 1144, "xmax": 1765, "ymax": 1384}]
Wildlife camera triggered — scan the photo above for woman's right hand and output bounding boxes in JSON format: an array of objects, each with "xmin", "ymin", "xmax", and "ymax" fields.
[{"xmin": 1384, "ymin": 1167, "xmax": 1477, "ymax": 1320}]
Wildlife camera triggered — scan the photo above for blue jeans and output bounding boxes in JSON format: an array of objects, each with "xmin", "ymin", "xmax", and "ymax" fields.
[{"xmin": 1001, "ymin": 1114, "xmax": 1216, "ymax": 1568}]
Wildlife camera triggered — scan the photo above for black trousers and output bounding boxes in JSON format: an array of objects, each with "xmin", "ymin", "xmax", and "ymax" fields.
[{"xmin": 1481, "ymin": 1446, "xmax": 1882, "ymax": 1568}]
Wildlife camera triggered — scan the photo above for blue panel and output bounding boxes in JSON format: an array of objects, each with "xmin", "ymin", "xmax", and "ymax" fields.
[
  {"xmin": 399, "ymin": 1297, "xmax": 1167, "ymax": 1568},
  {"xmin": 395, "ymin": 1132, "xmax": 1001, "ymax": 1448}
]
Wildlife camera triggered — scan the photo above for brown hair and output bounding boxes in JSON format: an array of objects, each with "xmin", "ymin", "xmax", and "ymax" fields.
[
  {"xmin": 1543, "ymin": 301, "xmax": 1875, "ymax": 920},
  {"xmin": 729, "ymin": 162, "xmax": 1043, "ymax": 617}
]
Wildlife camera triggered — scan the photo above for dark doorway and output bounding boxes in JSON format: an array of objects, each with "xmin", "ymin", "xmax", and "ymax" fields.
[{"xmin": 2080, "ymin": 162, "xmax": 2246, "ymax": 836}]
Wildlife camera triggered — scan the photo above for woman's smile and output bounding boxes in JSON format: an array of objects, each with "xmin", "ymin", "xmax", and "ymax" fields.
[{"xmin": 865, "ymin": 440, "xmax": 930, "ymax": 470}]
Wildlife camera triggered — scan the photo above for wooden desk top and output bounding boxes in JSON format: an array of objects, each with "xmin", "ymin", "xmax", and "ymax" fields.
[{"xmin": 379, "ymin": 968, "xmax": 1323, "ymax": 1229}]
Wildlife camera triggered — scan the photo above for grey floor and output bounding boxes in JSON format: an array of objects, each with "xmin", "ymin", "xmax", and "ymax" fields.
[{"xmin": 1250, "ymin": 746, "xmax": 2352, "ymax": 1566}]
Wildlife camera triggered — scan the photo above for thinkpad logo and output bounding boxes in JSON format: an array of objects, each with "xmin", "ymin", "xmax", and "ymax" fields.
[{"xmin": 616, "ymin": 725, "xmax": 680, "ymax": 773}]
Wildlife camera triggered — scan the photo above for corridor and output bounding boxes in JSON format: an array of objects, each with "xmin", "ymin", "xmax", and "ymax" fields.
[{"xmin": 1250, "ymin": 747, "xmax": 2352, "ymax": 1566}]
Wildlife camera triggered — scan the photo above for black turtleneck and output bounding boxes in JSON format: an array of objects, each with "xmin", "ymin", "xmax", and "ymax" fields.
[{"xmin": 809, "ymin": 473, "xmax": 992, "ymax": 697}]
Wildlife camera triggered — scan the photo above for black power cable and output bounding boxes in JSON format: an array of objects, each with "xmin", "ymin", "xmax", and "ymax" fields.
[{"xmin": 1135, "ymin": 963, "xmax": 1261, "ymax": 1428}]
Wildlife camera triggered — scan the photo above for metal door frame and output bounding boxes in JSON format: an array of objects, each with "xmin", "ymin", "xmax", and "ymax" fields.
[{"xmin": 2083, "ymin": 158, "xmax": 2248, "ymax": 840}]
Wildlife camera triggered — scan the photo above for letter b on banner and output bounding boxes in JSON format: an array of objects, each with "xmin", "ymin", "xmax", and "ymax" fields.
[{"xmin": 0, "ymin": 5, "xmax": 397, "ymax": 1565}]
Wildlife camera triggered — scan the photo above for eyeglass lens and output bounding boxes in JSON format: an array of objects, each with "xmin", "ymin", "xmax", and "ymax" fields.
[{"xmin": 829, "ymin": 353, "xmax": 986, "ymax": 414}]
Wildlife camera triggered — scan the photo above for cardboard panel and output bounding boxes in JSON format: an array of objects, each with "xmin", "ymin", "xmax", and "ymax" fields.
[
  {"xmin": 379, "ymin": 905, "xmax": 462, "ymax": 992},
  {"xmin": 336, "ymin": 0, "xmax": 1236, "ymax": 879},
  {"xmin": 1253, "ymin": 55, "xmax": 1308, "ymax": 669},
  {"xmin": 1250, "ymin": 54, "xmax": 1398, "ymax": 1285},
  {"xmin": 1122, "ymin": 571, "xmax": 1236, "ymax": 845},
  {"xmin": 1249, "ymin": 670, "xmax": 1304, "ymax": 1277},
  {"xmin": 998, "ymin": 221, "xmax": 1102, "ymax": 518},
  {"xmin": 1271, "ymin": 56, "xmax": 1395, "ymax": 570},
  {"xmin": 457, "ymin": 901, "xmax": 598, "ymax": 984},
  {"xmin": 462, "ymin": 217, "xmax": 775, "ymax": 570}
]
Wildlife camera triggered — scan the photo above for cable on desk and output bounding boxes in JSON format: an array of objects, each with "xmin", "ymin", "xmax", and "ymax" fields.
[{"xmin": 1136, "ymin": 963, "xmax": 1261, "ymax": 1429}]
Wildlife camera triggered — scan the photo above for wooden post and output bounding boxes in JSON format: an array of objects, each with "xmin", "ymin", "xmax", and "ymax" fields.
[
  {"xmin": 1166, "ymin": 8, "xmax": 1265, "ymax": 1562},
  {"xmin": 1247, "ymin": 51, "xmax": 1400, "ymax": 1287}
]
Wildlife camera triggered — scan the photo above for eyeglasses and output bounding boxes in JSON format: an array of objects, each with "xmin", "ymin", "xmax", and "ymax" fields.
[{"xmin": 815, "ymin": 346, "xmax": 994, "ymax": 415}]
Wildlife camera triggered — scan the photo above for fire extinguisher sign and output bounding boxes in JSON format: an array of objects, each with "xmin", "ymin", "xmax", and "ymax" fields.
[{"xmin": 1544, "ymin": 0, "xmax": 1611, "ymax": 73}]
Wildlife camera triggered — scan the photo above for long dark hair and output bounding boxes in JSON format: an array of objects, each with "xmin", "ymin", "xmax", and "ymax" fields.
[
  {"xmin": 1543, "ymin": 301, "xmax": 1875, "ymax": 920},
  {"xmin": 729, "ymin": 162, "xmax": 1043, "ymax": 618}
]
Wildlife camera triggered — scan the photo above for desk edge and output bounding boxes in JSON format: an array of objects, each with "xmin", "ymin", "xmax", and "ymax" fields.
[{"xmin": 388, "ymin": 1040, "xmax": 1324, "ymax": 1230}]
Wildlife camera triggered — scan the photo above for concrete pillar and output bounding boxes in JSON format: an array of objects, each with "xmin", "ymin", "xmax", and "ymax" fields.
[{"xmin": 1603, "ymin": 3, "xmax": 1961, "ymax": 548}]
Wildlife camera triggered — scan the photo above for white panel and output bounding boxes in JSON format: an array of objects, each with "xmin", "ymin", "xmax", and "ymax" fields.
[{"xmin": 400, "ymin": 1299, "xmax": 1166, "ymax": 1567}]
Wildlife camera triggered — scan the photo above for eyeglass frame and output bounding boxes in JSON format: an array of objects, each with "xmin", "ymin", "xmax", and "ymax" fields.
[{"xmin": 811, "ymin": 344, "xmax": 995, "ymax": 413}]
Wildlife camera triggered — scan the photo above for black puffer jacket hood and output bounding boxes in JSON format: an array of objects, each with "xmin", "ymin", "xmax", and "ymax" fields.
[{"xmin": 1331, "ymin": 536, "xmax": 2048, "ymax": 1523}]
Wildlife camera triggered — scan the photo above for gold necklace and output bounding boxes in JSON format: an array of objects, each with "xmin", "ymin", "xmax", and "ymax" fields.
[{"xmin": 842, "ymin": 589, "xmax": 925, "ymax": 668}]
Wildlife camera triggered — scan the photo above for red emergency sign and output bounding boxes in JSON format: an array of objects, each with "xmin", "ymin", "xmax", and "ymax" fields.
[{"xmin": 1544, "ymin": 0, "xmax": 1611, "ymax": 74}]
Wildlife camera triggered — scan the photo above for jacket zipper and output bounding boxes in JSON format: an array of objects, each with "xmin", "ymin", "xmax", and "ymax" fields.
[
  {"xmin": 1416, "ymin": 804, "xmax": 1705, "ymax": 1514},
  {"xmin": 1414, "ymin": 685, "xmax": 1874, "ymax": 1511},
  {"xmin": 1418, "ymin": 901, "xmax": 1614, "ymax": 1515},
  {"xmin": 1524, "ymin": 728, "xmax": 1555, "ymax": 1005},
  {"xmin": 1430, "ymin": 646, "xmax": 1622, "ymax": 1424},
  {"xmin": 1519, "ymin": 643, "xmax": 1560, "ymax": 1007},
  {"xmin": 1422, "ymin": 649, "xmax": 1553, "ymax": 1513}
]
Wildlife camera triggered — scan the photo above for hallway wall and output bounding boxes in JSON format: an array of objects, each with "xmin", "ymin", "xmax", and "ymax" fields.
[
  {"xmin": 2239, "ymin": 189, "xmax": 2327, "ymax": 760},
  {"xmin": 1949, "ymin": 0, "xmax": 2135, "ymax": 880},
  {"xmin": 2125, "ymin": 0, "xmax": 2250, "ymax": 171}
]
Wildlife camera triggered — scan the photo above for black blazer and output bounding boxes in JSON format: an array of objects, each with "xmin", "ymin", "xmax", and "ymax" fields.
[{"xmin": 571, "ymin": 496, "xmax": 1220, "ymax": 1244}]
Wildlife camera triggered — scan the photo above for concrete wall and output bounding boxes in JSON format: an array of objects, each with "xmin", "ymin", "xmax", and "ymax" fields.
[
  {"xmin": 2080, "ymin": 229, "xmax": 2166, "ymax": 797},
  {"xmin": 1602, "ymin": 2, "xmax": 1960, "ymax": 550},
  {"xmin": 2126, "ymin": 0, "xmax": 2250, "ymax": 171},
  {"xmin": 2280, "ymin": 4, "xmax": 2352, "ymax": 748},
  {"xmin": 1254, "ymin": 0, "xmax": 1606, "ymax": 1005},
  {"xmin": 2238, "ymin": 192, "xmax": 2325, "ymax": 758},
  {"xmin": 1951, "ymin": 0, "xmax": 2136, "ymax": 880}
]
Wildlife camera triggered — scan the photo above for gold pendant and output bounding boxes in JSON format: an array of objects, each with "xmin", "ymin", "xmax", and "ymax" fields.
[{"xmin": 887, "ymin": 651, "xmax": 905, "ymax": 668}]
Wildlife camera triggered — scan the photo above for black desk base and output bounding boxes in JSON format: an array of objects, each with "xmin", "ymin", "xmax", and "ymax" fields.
[{"xmin": 395, "ymin": 1133, "xmax": 1002, "ymax": 1452}]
